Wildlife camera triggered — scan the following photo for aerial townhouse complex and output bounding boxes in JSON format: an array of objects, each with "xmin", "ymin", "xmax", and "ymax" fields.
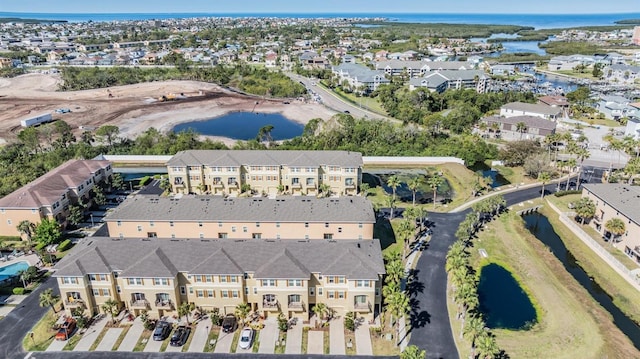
[
  {"xmin": 166, "ymin": 150, "xmax": 363, "ymax": 197},
  {"xmin": 0, "ymin": 160, "xmax": 113, "ymax": 237},
  {"xmin": 103, "ymin": 195, "xmax": 375, "ymax": 241},
  {"xmin": 53, "ymin": 150, "xmax": 385, "ymax": 322}
]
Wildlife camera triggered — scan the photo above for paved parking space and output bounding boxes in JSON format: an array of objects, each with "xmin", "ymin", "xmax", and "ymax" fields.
[
  {"xmin": 46, "ymin": 338, "xmax": 68, "ymax": 351},
  {"xmin": 258, "ymin": 317, "xmax": 277, "ymax": 354},
  {"xmin": 187, "ymin": 318, "xmax": 212, "ymax": 352},
  {"xmin": 116, "ymin": 319, "xmax": 143, "ymax": 351},
  {"xmin": 213, "ymin": 327, "xmax": 234, "ymax": 353},
  {"xmin": 307, "ymin": 330, "xmax": 324, "ymax": 354},
  {"xmin": 95, "ymin": 327, "xmax": 123, "ymax": 351},
  {"xmin": 143, "ymin": 337, "xmax": 163, "ymax": 352},
  {"xmin": 73, "ymin": 315, "xmax": 109, "ymax": 351},
  {"xmin": 3, "ymin": 294, "xmax": 27, "ymax": 305},
  {"xmin": 285, "ymin": 321, "xmax": 303, "ymax": 354},
  {"xmin": 165, "ymin": 341, "xmax": 183, "ymax": 352},
  {"xmin": 329, "ymin": 317, "xmax": 345, "ymax": 355},
  {"xmin": 355, "ymin": 321, "xmax": 373, "ymax": 355}
]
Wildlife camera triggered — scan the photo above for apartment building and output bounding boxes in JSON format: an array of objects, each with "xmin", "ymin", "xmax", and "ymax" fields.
[
  {"xmin": 500, "ymin": 102, "xmax": 562, "ymax": 121},
  {"xmin": 103, "ymin": 195, "xmax": 375, "ymax": 241},
  {"xmin": 0, "ymin": 160, "xmax": 112, "ymax": 237},
  {"xmin": 581, "ymin": 184, "xmax": 640, "ymax": 264},
  {"xmin": 166, "ymin": 150, "xmax": 363, "ymax": 197},
  {"xmin": 53, "ymin": 238, "xmax": 385, "ymax": 320}
]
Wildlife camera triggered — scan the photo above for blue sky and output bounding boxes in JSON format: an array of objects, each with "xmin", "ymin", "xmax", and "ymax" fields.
[{"xmin": 2, "ymin": 0, "xmax": 638, "ymax": 14}]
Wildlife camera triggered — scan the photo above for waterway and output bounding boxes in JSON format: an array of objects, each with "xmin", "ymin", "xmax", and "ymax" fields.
[
  {"xmin": 172, "ymin": 112, "xmax": 304, "ymax": 141},
  {"xmin": 469, "ymin": 163, "xmax": 510, "ymax": 188},
  {"xmin": 523, "ymin": 212, "xmax": 640, "ymax": 350},
  {"xmin": 477, "ymin": 263, "xmax": 537, "ymax": 329}
]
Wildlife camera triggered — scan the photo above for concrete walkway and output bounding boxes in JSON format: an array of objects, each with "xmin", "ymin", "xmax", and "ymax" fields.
[
  {"xmin": 143, "ymin": 335, "xmax": 163, "ymax": 352},
  {"xmin": 187, "ymin": 317, "xmax": 212, "ymax": 352},
  {"xmin": 307, "ymin": 330, "xmax": 324, "ymax": 354},
  {"xmin": 355, "ymin": 321, "xmax": 373, "ymax": 355},
  {"xmin": 95, "ymin": 327, "xmax": 123, "ymax": 351},
  {"xmin": 73, "ymin": 315, "xmax": 109, "ymax": 351},
  {"xmin": 258, "ymin": 317, "xmax": 278, "ymax": 354},
  {"xmin": 329, "ymin": 317, "xmax": 345, "ymax": 355},
  {"xmin": 45, "ymin": 338, "xmax": 67, "ymax": 351},
  {"xmin": 213, "ymin": 327, "xmax": 234, "ymax": 353},
  {"xmin": 116, "ymin": 317, "xmax": 144, "ymax": 351},
  {"xmin": 285, "ymin": 320, "xmax": 303, "ymax": 354}
]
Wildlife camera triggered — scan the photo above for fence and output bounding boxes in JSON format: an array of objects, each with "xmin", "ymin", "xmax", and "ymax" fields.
[{"xmin": 546, "ymin": 199, "xmax": 640, "ymax": 291}]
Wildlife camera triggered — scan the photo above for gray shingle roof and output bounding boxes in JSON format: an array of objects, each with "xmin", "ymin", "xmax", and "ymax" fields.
[
  {"xmin": 501, "ymin": 102, "xmax": 562, "ymax": 116},
  {"xmin": 53, "ymin": 238, "xmax": 385, "ymax": 280},
  {"xmin": 104, "ymin": 196, "xmax": 375, "ymax": 223},
  {"xmin": 582, "ymin": 184, "xmax": 640, "ymax": 225},
  {"xmin": 482, "ymin": 115, "xmax": 557, "ymax": 131},
  {"xmin": 167, "ymin": 150, "xmax": 362, "ymax": 168}
]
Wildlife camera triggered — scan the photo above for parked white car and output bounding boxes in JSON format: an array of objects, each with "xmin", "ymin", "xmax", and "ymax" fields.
[{"xmin": 238, "ymin": 328, "xmax": 254, "ymax": 350}]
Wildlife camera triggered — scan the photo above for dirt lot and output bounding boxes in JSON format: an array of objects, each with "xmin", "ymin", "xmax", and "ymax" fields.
[{"xmin": 0, "ymin": 73, "xmax": 335, "ymax": 145}]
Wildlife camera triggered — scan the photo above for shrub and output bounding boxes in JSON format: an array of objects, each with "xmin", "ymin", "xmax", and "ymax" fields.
[
  {"xmin": 57, "ymin": 239, "xmax": 72, "ymax": 252},
  {"xmin": 12, "ymin": 287, "xmax": 25, "ymax": 295},
  {"xmin": 344, "ymin": 311, "xmax": 356, "ymax": 332},
  {"xmin": 554, "ymin": 190, "xmax": 582, "ymax": 197},
  {"xmin": 139, "ymin": 176, "xmax": 151, "ymax": 186},
  {"xmin": 35, "ymin": 242, "xmax": 47, "ymax": 251}
]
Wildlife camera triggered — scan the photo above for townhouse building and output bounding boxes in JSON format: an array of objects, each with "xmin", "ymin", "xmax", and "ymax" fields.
[
  {"xmin": 500, "ymin": 102, "xmax": 562, "ymax": 121},
  {"xmin": 166, "ymin": 150, "xmax": 363, "ymax": 197},
  {"xmin": 408, "ymin": 69, "xmax": 488, "ymax": 94},
  {"xmin": 581, "ymin": 184, "xmax": 640, "ymax": 264},
  {"xmin": 480, "ymin": 115, "xmax": 556, "ymax": 141},
  {"xmin": 331, "ymin": 63, "xmax": 390, "ymax": 94},
  {"xmin": 0, "ymin": 160, "xmax": 112, "ymax": 237},
  {"xmin": 103, "ymin": 195, "xmax": 375, "ymax": 241},
  {"xmin": 53, "ymin": 238, "xmax": 385, "ymax": 321}
]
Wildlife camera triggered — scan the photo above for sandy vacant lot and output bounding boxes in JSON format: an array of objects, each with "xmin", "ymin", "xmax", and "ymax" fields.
[{"xmin": 0, "ymin": 73, "xmax": 335, "ymax": 145}]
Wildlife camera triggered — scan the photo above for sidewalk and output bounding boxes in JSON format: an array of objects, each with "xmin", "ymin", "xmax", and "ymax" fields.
[
  {"xmin": 285, "ymin": 320, "xmax": 303, "ymax": 354},
  {"xmin": 116, "ymin": 317, "xmax": 143, "ymax": 351},
  {"xmin": 258, "ymin": 317, "xmax": 278, "ymax": 354},
  {"xmin": 355, "ymin": 320, "xmax": 373, "ymax": 355},
  {"xmin": 329, "ymin": 317, "xmax": 345, "ymax": 355},
  {"xmin": 187, "ymin": 317, "xmax": 212, "ymax": 352},
  {"xmin": 95, "ymin": 327, "xmax": 123, "ymax": 351},
  {"xmin": 73, "ymin": 315, "xmax": 109, "ymax": 351}
]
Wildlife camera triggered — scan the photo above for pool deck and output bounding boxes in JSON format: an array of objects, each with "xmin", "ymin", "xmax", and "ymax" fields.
[{"xmin": 0, "ymin": 254, "xmax": 40, "ymax": 269}]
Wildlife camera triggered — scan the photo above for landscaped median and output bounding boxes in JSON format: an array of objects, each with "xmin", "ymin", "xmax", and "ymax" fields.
[{"xmin": 449, "ymin": 208, "xmax": 638, "ymax": 358}]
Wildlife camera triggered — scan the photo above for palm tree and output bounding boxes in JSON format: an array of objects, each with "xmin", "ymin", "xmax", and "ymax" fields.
[
  {"xmin": 565, "ymin": 157, "xmax": 577, "ymax": 189},
  {"xmin": 178, "ymin": 301, "xmax": 195, "ymax": 325},
  {"xmin": 446, "ymin": 241, "xmax": 467, "ymax": 274},
  {"xmin": 574, "ymin": 147, "xmax": 590, "ymax": 187},
  {"xmin": 16, "ymin": 220, "xmax": 35, "ymax": 247},
  {"xmin": 385, "ymin": 290, "xmax": 410, "ymax": 343},
  {"xmin": 407, "ymin": 177, "xmax": 421, "ymax": 206},
  {"xmin": 235, "ymin": 303, "xmax": 251, "ymax": 327},
  {"xmin": 605, "ymin": 218, "xmax": 626, "ymax": 244},
  {"xmin": 464, "ymin": 314, "xmax": 487, "ymax": 359},
  {"xmin": 574, "ymin": 197, "xmax": 596, "ymax": 224},
  {"xmin": 312, "ymin": 303, "xmax": 328, "ymax": 326},
  {"xmin": 398, "ymin": 218, "xmax": 415, "ymax": 259},
  {"xmin": 387, "ymin": 175, "xmax": 401, "ymax": 201},
  {"xmin": 319, "ymin": 183, "xmax": 331, "ymax": 198},
  {"xmin": 516, "ymin": 121, "xmax": 527, "ymax": 139},
  {"xmin": 385, "ymin": 259, "xmax": 405, "ymax": 287},
  {"xmin": 386, "ymin": 195, "xmax": 396, "ymax": 220},
  {"xmin": 400, "ymin": 345, "xmax": 426, "ymax": 359},
  {"xmin": 475, "ymin": 331, "xmax": 500, "ymax": 359},
  {"xmin": 102, "ymin": 298, "xmax": 120, "ymax": 324},
  {"xmin": 427, "ymin": 176, "xmax": 444, "ymax": 209},
  {"xmin": 39, "ymin": 288, "xmax": 60, "ymax": 313},
  {"xmin": 538, "ymin": 172, "xmax": 551, "ymax": 199}
]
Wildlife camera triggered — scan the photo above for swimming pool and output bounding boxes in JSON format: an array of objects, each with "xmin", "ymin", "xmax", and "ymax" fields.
[{"xmin": 0, "ymin": 261, "xmax": 30, "ymax": 281}]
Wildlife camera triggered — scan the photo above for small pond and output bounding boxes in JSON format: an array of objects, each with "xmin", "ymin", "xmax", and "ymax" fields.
[
  {"xmin": 469, "ymin": 163, "xmax": 510, "ymax": 188},
  {"xmin": 478, "ymin": 263, "xmax": 537, "ymax": 329},
  {"xmin": 172, "ymin": 112, "xmax": 304, "ymax": 140},
  {"xmin": 523, "ymin": 212, "xmax": 640, "ymax": 350},
  {"xmin": 362, "ymin": 170, "xmax": 452, "ymax": 204}
]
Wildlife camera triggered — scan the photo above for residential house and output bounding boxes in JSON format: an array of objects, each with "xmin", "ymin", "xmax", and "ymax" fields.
[
  {"xmin": 547, "ymin": 54, "xmax": 595, "ymax": 71},
  {"xmin": 597, "ymin": 95, "xmax": 637, "ymax": 120},
  {"xmin": 538, "ymin": 95, "xmax": 570, "ymax": 117},
  {"xmin": 500, "ymin": 102, "xmax": 562, "ymax": 120},
  {"xmin": 604, "ymin": 63, "xmax": 640, "ymax": 84},
  {"xmin": 480, "ymin": 115, "xmax": 556, "ymax": 141},
  {"xmin": 53, "ymin": 238, "xmax": 385, "ymax": 320},
  {"xmin": 0, "ymin": 160, "xmax": 112, "ymax": 237},
  {"xmin": 625, "ymin": 117, "xmax": 640, "ymax": 140},
  {"xmin": 103, "ymin": 195, "xmax": 374, "ymax": 241},
  {"xmin": 581, "ymin": 184, "xmax": 640, "ymax": 264},
  {"xmin": 490, "ymin": 64, "xmax": 516, "ymax": 76},
  {"xmin": 332, "ymin": 63, "xmax": 390, "ymax": 94},
  {"xmin": 409, "ymin": 70, "xmax": 488, "ymax": 93}
]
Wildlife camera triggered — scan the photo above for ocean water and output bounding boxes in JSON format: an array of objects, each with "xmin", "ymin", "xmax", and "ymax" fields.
[{"xmin": 1, "ymin": 12, "xmax": 639, "ymax": 29}]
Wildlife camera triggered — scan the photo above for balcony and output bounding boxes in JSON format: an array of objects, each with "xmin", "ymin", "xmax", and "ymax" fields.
[
  {"xmin": 291, "ymin": 182, "xmax": 302, "ymax": 189},
  {"xmin": 344, "ymin": 183, "xmax": 356, "ymax": 189},
  {"xmin": 64, "ymin": 299, "xmax": 85, "ymax": 309},
  {"xmin": 354, "ymin": 301, "xmax": 371, "ymax": 312},
  {"xmin": 227, "ymin": 181, "xmax": 239, "ymax": 188},
  {"xmin": 211, "ymin": 181, "xmax": 224, "ymax": 188},
  {"xmin": 288, "ymin": 300, "xmax": 304, "ymax": 310},
  {"xmin": 130, "ymin": 299, "xmax": 150, "ymax": 309},
  {"xmin": 155, "ymin": 299, "xmax": 174, "ymax": 310}
]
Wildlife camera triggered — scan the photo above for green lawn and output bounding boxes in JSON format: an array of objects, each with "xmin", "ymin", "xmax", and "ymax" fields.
[
  {"xmin": 22, "ymin": 309, "xmax": 58, "ymax": 351},
  {"xmin": 202, "ymin": 326, "xmax": 219, "ymax": 353}
]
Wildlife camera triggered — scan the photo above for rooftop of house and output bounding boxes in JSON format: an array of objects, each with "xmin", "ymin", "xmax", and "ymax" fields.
[
  {"xmin": 538, "ymin": 95, "xmax": 569, "ymax": 107},
  {"xmin": 482, "ymin": 115, "xmax": 557, "ymax": 131},
  {"xmin": 104, "ymin": 195, "xmax": 375, "ymax": 223},
  {"xmin": 583, "ymin": 183, "xmax": 640, "ymax": 225},
  {"xmin": 53, "ymin": 237, "xmax": 385, "ymax": 280},
  {"xmin": 501, "ymin": 102, "xmax": 562, "ymax": 116},
  {"xmin": 167, "ymin": 150, "xmax": 363, "ymax": 168},
  {"xmin": 0, "ymin": 160, "xmax": 111, "ymax": 209}
]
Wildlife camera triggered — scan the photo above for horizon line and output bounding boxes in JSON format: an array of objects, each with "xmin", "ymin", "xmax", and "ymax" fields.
[{"xmin": 1, "ymin": 11, "xmax": 639, "ymax": 16}]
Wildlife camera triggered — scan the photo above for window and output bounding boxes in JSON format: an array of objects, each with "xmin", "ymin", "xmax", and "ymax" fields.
[
  {"xmin": 207, "ymin": 289, "xmax": 214, "ymax": 298},
  {"xmin": 205, "ymin": 275, "xmax": 213, "ymax": 283},
  {"xmin": 318, "ymin": 287, "xmax": 323, "ymax": 296},
  {"xmin": 137, "ymin": 225, "xmax": 142, "ymax": 232},
  {"xmin": 196, "ymin": 290, "xmax": 204, "ymax": 298},
  {"xmin": 325, "ymin": 223, "xmax": 329, "ymax": 228},
  {"xmin": 199, "ymin": 233, "xmax": 204, "ymax": 239},
  {"xmin": 306, "ymin": 178, "xmax": 315, "ymax": 185},
  {"xmin": 147, "ymin": 232, "xmax": 157, "ymax": 238},
  {"xmin": 89, "ymin": 274, "xmax": 107, "ymax": 281},
  {"xmin": 252, "ymin": 233, "xmax": 262, "ymax": 239},
  {"xmin": 198, "ymin": 221, "xmax": 203, "ymax": 227},
  {"xmin": 304, "ymin": 222, "xmax": 309, "ymax": 228},
  {"xmin": 304, "ymin": 235, "xmax": 309, "ymax": 239},
  {"xmin": 117, "ymin": 221, "xmax": 122, "ymax": 227},
  {"xmin": 324, "ymin": 233, "xmax": 333, "ymax": 240},
  {"xmin": 218, "ymin": 222, "xmax": 223, "ymax": 227},
  {"xmin": 221, "ymin": 291, "xmax": 229, "ymax": 298},
  {"xmin": 127, "ymin": 278, "xmax": 143, "ymax": 286},
  {"xmin": 243, "ymin": 226, "xmax": 247, "ymax": 233},
  {"xmin": 116, "ymin": 286, "xmax": 121, "ymax": 293},
  {"xmin": 170, "ymin": 221, "xmax": 174, "ymax": 227},
  {"xmin": 328, "ymin": 291, "xmax": 335, "ymax": 299},
  {"xmin": 253, "ymin": 287, "xmax": 257, "ymax": 294},
  {"xmin": 149, "ymin": 221, "xmax": 154, "ymax": 227},
  {"xmin": 230, "ymin": 276, "xmax": 238, "ymax": 283},
  {"xmin": 232, "ymin": 226, "xmax": 237, "ymax": 233},
  {"xmin": 276, "ymin": 222, "xmax": 280, "ymax": 228},
  {"xmin": 375, "ymin": 287, "xmax": 380, "ymax": 296},
  {"xmin": 309, "ymin": 287, "xmax": 315, "ymax": 296},
  {"xmin": 61, "ymin": 277, "xmax": 79, "ymax": 285},
  {"xmin": 220, "ymin": 276, "xmax": 227, "ymax": 283},
  {"xmin": 180, "ymin": 286, "xmax": 186, "ymax": 295},
  {"xmin": 287, "ymin": 279, "xmax": 302, "ymax": 287},
  {"xmin": 218, "ymin": 233, "xmax": 228, "ymax": 239},
  {"xmin": 262, "ymin": 279, "xmax": 276, "ymax": 287},
  {"xmin": 356, "ymin": 280, "xmax": 371, "ymax": 287},
  {"xmin": 232, "ymin": 290, "xmax": 239, "ymax": 298},
  {"xmin": 338, "ymin": 227, "xmax": 342, "ymax": 233},
  {"xmin": 338, "ymin": 291, "xmax": 345, "ymax": 299},
  {"xmin": 256, "ymin": 222, "xmax": 260, "ymax": 227},
  {"xmin": 245, "ymin": 287, "xmax": 249, "ymax": 295},
  {"xmin": 154, "ymin": 278, "xmax": 169, "ymax": 286}
]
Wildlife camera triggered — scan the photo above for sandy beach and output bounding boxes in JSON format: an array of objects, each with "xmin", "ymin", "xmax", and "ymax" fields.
[{"xmin": 0, "ymin": 73, "xmax": 335, "ymax": 145}]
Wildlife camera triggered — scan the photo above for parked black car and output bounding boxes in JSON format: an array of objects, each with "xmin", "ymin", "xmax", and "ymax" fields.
[
  {"xmin": 170, "ymin": 326, "xmax": 191, "ymax": 347},
  {"xmin": 152, "ymin": 321, "xmax": 171, "ymax": 341},
  {"xmin": 222, "ymin": 314, "xmax": 238, "ymax": 333}
]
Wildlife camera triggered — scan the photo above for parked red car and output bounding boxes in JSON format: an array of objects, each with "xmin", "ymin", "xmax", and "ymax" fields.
[{"xmin": 55, "ymin": 318, "xmax": 76, "ymax": 341}]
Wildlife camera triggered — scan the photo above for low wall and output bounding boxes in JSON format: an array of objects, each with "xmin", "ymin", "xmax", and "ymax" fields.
[{"xmin": 362, "ymin": 156, "xmax": 465, "ymax": 166}]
